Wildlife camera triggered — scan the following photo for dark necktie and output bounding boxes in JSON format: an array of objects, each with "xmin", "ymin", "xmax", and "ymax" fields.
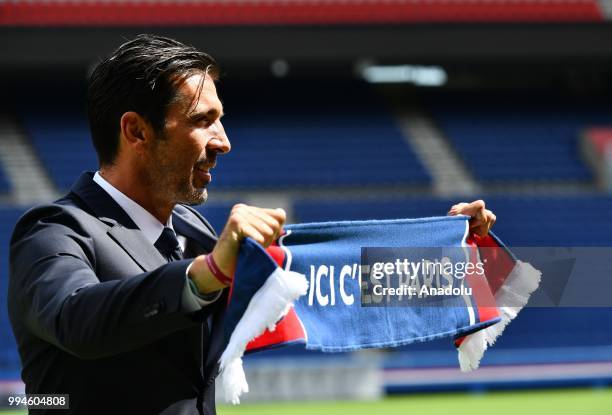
[{"xmin": 154, "ymin": 227, "xmax": 183, "ymax": 262}]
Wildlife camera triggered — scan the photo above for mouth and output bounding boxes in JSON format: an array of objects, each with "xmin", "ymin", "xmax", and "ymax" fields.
[
  {"xmin": 194, "ymin": 162, "xmax": 214, "ymax": 185},
  {"xmin": 195, "ymin": 168, "xmax": 212, "ymax": 184}
]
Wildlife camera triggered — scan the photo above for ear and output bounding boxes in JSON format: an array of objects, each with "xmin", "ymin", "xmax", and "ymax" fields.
[{"xmin": 119, "ymin": 111, "xmax": 155, "ymax": 151}]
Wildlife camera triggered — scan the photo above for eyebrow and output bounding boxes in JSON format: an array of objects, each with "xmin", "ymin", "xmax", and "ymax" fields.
[{"xmin": 188, "ymin": 107, "xmax": 224, "ymax": 121}]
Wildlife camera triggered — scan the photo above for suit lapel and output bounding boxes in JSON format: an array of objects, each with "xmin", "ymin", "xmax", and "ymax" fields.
[
  {"xmin": 172, "ymin": 209, "xmax": 217, "ymax": 254},
  {"xmin": 70, "ymin": 172, "xmax": 166, "ymax": 272},
  {"xmin": 107, "ymin": 225, "xmax": 166, "ymax": 272}
]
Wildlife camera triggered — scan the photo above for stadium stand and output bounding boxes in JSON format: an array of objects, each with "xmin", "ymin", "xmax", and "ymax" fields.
[
  {"xmin": 293, "ymin": 195, "xmax": 612, "ymax": 246},
  {"xmin": 0, "ymin": 164, "xmax": 10, "ymax": 194},
  {"xmin": 424, "ymin": 92, "xmax": 612, "ymax": 183},
  {"xmin": 207, "ymin": 80, "xmax": 431, "ymax": 189},
  {"xmin": 212, "ymin": 82, "xmax": 430, "ymax": 189},
  {"xmin": 6, "ymin": 78, "xmax": 92, "ymax": 193},
  {"xmin": 582, "ymin": 127, "xmax": 612, "ymax": 191},
  {"xmin": 22, "ymin": 113, "xmax": 98, "ymax": 190},
  {"xmin": 17, "ymin": 80, "xmax": 431, "ymax": 191},
  {"xmin": 211, "ymin": 118, "xmax": 430, "ymax": 189},
  {"xmin": 192, "ymin": 202, "xmax": 235, "ymax": 235},
  {"xmin": 19, "ymin": 111, "xmax": 97, "ymax": 191},
  {"xmin": 0, "ymin": 207, "xmax": 29, "ymax": 379}
]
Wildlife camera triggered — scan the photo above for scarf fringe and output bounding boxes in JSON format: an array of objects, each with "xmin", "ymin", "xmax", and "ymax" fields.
[
  {"xmin": 458, "ymin": 260, "xmax": 542, "ymax": 371},
  {"xmin": 219, "ymin": 268, "xmax": 308, "ymax": 404}
]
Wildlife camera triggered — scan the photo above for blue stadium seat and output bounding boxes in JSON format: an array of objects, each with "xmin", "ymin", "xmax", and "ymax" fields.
[
  {"xmin": 210, "ymin": 115, "xmax": 430, "ymax": 189},
  {"xmin": 424, "ymin": 92, "xmax": 612, "ymax": 183},
  {"xmin": 0, "ymin": 166, "xmax": 10, "ymax": 194},
  {"xmin": 0, "ymin": 207, "xmax": 30, "ymax": 377},
  {"xmin": 293, "ymin": 195, "xmax": 612, "ymax": 246},
  {"xmin": 293, "ymin": 197, "xmax": 454, "ymax": 223},
  {"xmin": 191, "ymin": 202, "xmax": 234, "ymax": 235},
  {"xmin": 18, "ymin": 80, "xmax": 431, "ymax": 191},
  {"xmin": 210, "ymin": 80, "xmax": 431, "ymax": 189},
  {"xmin": 20, "ymin": 112, "xmax": 97, "ymax": 191}
]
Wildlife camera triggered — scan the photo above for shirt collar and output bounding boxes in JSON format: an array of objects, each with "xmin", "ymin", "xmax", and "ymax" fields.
[{"xmin": 93, "ymin": 171, "xmax": 172, "ymax": 245}]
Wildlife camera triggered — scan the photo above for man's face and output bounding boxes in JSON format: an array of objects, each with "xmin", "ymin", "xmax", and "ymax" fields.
[{"xmin": 146, "ymin": 72, "xmax": 230, "ymax": 206}]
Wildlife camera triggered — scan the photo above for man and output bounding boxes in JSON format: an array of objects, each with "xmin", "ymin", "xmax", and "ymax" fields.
[{"xmin": 8, "ymin": 34, "xmax": 495, "ymax": 414}]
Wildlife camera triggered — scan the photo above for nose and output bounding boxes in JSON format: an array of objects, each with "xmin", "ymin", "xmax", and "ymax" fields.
[{"xmin": 207, "ymin": 129, "xmax": 231, "ymax": 155}]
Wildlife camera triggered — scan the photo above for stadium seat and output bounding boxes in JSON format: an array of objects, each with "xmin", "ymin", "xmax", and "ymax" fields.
[
  {"xmin": 206, "ymin": 79, "xmax": 431, "ymax": 190},
  {"xmin": 293, "ymin": 195, "xmax": 612, "ymax": 246},
  {"xmin": 17, "ymin": 80, "xmax": 431, "ymax": 191},
  {"xmin": 20, "ymin": 111, "xmax": 97, "ymax": 191},
  {"xmin": 0, "ymin": 163, "xmax": 10, "ymax": 194},
  {"xmin": 424, "ymin": 92, "xmax": 612, "ymax": 183},
  {"xmin": 0, "ymin": 207, "xmax": 30, "ymax": 377},
  {"xmin": 191, "ymin": 202, "xmax": 235, "ymax": 235}
]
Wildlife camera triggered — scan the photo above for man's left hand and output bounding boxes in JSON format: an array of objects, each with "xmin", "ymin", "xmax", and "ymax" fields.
[{"xmin": 447, "ymin": 200, "xmax": 496, "ymax": 237}]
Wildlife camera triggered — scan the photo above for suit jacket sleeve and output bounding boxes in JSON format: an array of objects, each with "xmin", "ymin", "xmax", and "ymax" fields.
[{"xmin": 9, "ymin": 204, "xmax": 212, "ymax": 359}]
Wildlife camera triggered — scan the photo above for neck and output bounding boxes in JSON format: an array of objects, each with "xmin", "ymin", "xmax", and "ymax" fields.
[{"xmin": 99, "ymin": 165, "xmax": 174, "ymax": 225}]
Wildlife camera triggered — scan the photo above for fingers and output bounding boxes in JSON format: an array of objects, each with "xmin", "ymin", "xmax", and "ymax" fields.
[
  {"xmin": 214, "ymin": 203, "xmax": 285, "ymax": 272},
  {"xmin": 448, "ymin": 200, "xmax": 485, "ymax": 217},
  {"xmin": 249, "ymin": 206, "xmax": 286, "ymax": 246},
  {"xmin": 226, "ymin": 203, "xmax": 286, "ymax": 248},
  {"xmin": 447, "ymin": 202, "xmax": 468, "ymax": 216},
  {"xmin": 470, "ymin": 209, "xmax": 496, "ymax": 237},
  {"xmin": 487, "ymin": 210, "xmax": 496, "ymax": 228},
  {"xmin": 238, "ymin": 209, "xmax": 277, "ymax": 247},
  {"xmin": 448, "ymin": 200, "xmax": 496, "ymax": 237}
]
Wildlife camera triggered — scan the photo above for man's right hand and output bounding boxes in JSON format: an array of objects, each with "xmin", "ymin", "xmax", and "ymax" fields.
[{"xmin": 188, "ymin": 204, "xmax": 286, "ymax": 294}]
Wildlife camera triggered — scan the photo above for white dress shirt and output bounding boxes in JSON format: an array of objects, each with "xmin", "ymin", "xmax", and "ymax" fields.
[{"xmin": 93, "ymin": 171, "xmax": 220, "ymax": 310}]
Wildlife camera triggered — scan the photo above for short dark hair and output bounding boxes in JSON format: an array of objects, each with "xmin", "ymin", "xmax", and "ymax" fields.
[{"xmin": 87, "ymin": 34, "xmax": 219, "ymax": 166}]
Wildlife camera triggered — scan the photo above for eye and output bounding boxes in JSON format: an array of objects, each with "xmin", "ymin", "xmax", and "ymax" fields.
[
  {"xmin": 191, "ymin": 115, "xmax": 211, "ymax": 126},
  {"xmin": 191, "ymin": 111, "xmax": 224, "ymax": 127}
]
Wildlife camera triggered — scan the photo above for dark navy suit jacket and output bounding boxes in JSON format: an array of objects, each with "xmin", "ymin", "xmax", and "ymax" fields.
[{"xmin": 8, "ymin": 172, "xmax": 227, "ymax": 415}]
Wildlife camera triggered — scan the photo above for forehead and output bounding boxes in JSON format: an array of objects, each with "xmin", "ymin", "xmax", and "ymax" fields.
[{"xmin": 174, "ymin": 72, "xmax": 222, "ymax": 115}]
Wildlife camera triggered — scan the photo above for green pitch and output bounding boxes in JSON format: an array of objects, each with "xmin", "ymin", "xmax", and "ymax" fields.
[
  {"xmin": 1, "ymin": 388, "xmax": 611, "ymax": 415},
  {"xmin": 219, "ymin": 389, "xmax": 612, "ymax": 415}
]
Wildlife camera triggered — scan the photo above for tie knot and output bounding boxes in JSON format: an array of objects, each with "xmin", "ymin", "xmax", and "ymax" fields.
[{"xmin": 155, "ymin": 227, "xmax": 182, "ymax": 261}]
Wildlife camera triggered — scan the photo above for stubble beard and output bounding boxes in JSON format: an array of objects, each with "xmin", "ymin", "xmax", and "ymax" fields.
[
  {"xmin": 178, "ymin": 176, "xmax": 208, "ymax": 206},
  {"xmin": 152, "ymin": 165, "xmax": 208, "ymax": 207},
  {"xmin": 148, "ymin": 139, "xmax": 209, "ymax": 208}
]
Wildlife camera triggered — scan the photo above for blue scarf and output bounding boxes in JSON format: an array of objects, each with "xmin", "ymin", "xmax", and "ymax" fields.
[{"xmin": 220, "ymin": 216, "xmax": 541, "ymax": 403}]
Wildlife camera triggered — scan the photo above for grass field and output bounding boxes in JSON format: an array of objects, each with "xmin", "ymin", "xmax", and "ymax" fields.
[{"xmin": 1, "ymin": 388, "xmax": 611, "ymax": 415}]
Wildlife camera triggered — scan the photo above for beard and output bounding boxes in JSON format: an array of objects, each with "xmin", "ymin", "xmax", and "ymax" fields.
[
  {"xmin": 147, "ymin": 135, "xmax": 209, "ymax": 207},
  {"xmin": 177, "ymin": 176, "xmax": 208, "ymax": 206}
]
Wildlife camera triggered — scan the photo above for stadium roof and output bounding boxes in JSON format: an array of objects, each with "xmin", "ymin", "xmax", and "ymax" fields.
[{"xmin": 0, "ymin": 0, "xmax": 606, "ymax": 27}]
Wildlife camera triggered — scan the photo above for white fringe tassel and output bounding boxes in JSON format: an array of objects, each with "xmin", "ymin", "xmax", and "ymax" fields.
[
  {"xmin": 458, "ymin": 260, "xmax": 542, "ymax": 371},
  {"xmin": 219, "ymin": 268, "xmax": 308, "ymax": 404}
]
